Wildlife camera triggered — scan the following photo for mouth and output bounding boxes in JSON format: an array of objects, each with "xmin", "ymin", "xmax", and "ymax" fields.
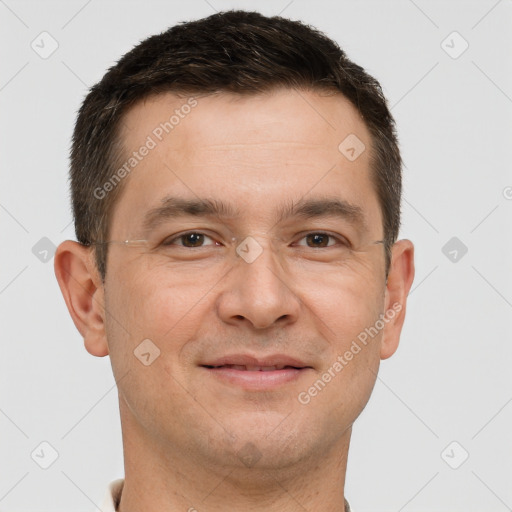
[
  {"xmin": 199, "ymin": 355, "xmax": 313, "ymax": 390},
  {"xmin": 203, "ymin": 364, "xmax": 303, "ymax": 371}
]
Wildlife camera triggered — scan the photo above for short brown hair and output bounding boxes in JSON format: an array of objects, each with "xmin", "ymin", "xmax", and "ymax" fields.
[{"xmin": 71, "ymin": 9, "xmax": 402, "ymax": 281}]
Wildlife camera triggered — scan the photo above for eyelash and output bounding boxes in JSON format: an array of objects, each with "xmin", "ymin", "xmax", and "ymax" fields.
[{"xmin": 161, "ymin": 231, "xmax": 350, "ymax": 249}]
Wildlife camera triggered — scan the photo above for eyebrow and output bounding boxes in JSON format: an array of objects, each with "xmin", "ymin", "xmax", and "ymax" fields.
[{"xmin": 141, "ymin": 195, "xmax": 367, "ymax": 233}]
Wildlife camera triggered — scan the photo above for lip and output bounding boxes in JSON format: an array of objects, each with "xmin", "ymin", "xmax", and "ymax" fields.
[
  {"xmin": 200, "ymin": 354, "xmax": 313, "ymax": 391},
  {"xmin": 201, "ymin": 354, "xmax": 311, "ymax": 369}
]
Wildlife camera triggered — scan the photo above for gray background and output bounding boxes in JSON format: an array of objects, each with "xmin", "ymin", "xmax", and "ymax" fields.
[{"xmin": 1, "ymin": 0, "xmax": 511, "ymax": 510}]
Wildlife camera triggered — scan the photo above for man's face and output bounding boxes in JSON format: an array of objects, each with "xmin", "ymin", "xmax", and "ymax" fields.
[{"xmin": 102, "ymin": 88, "xmax": 393, "ymax": 469}]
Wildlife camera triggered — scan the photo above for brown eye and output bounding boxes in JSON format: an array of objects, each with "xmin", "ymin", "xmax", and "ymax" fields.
[
  {"xmin": 306, "ymin": 233, "xmax": 330, "ymax": 248},
  {"xmin": 182, "ymin": 233, "xmax": 204, "ymax": 247},
  {"xmin": 162, "ymin": 232, "xmax": 217, "ymax": 248},
  {"xmin": 296, "ymin": 232, "xmax": 347, "ymax": 248}
]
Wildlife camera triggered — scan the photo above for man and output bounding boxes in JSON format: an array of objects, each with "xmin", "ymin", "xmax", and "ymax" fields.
[{"xmin": 54, "ymin": 10, "xmax": 414, "ymax": 511}]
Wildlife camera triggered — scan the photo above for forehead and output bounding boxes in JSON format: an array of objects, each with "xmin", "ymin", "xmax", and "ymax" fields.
[
  {"xmin": 121, "ymin": 88, "xmax": 367, "ymax": 154},
  {"xmin": 111, "ymin": 88, "xmax": 381, "ymax": 236}
]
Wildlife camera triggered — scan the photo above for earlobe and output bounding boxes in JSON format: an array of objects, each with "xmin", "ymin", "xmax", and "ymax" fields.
[
  {"xmin": 54, "ymin": 240, "xmax": 109, "ymax": 357},
  {"xmin": 380, "ymin": 239, "xmax": 415, "ymax": 360}
]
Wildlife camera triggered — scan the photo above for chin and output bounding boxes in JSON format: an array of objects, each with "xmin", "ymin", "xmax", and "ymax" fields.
[{"xmin": 201, "ymin": 411, "xmax": 330, "ymax": 471}]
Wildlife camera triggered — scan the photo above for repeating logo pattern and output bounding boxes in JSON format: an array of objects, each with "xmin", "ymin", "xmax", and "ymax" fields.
[{"xmin": 1, "ymin": 2, "xmax": 510, "ymax": 511}]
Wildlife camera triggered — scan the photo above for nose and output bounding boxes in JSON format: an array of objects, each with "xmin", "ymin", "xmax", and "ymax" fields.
[{"xmin": 216, "ymin": 236, "xmax": 301, "ymax": 330}]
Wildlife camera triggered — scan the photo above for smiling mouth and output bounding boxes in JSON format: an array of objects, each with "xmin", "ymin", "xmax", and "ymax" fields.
[
  {"xmin": 202, "ymin": 364, "xmax": 304, "ymax": 371},
  {"xmin": 200, "ymin": 363, "xmax": 312, "ymax": 390}
]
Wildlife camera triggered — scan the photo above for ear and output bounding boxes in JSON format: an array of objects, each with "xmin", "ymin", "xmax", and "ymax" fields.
[
  {"xmin": 380, "ymin": 239, "xmax": 415, "ymax": 360},
  {"xmin": 54, "ymin": 240, "xmax": 109, "ymax": 357}
]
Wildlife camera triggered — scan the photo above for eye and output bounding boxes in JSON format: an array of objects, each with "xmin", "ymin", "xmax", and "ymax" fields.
[
  {"xmin": 295, "ymin": 232, "xmax": 349, "ymax": 249},
  {"xmin": 159, "ymin": 231, "xmax": 349, "ymax": 250},
  {"xmin": 162, "ymin": 231, "xmax": 220, "ymax": 248}
]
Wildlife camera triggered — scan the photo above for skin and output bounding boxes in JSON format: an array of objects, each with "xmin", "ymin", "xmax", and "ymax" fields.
[{"xmin": 55, "ymin": 88, "xmax": 414, "ymax": 512}]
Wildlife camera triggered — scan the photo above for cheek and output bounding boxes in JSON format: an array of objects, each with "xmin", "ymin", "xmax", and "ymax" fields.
[
  {"xmin": 298, "ymin": 258, "xmax": 384, "ymax": 322},
  {"xmin": 105, "ymin": 247, "xmax": 385, "ymax": 365},
  {"xmin": 299, "ymin": 266, "xmax": 384, "ymax": 386},
  {"xmin": 103, "ymin": 270, "xmax": 204, "ymax": 428},
  {"xmin": 108, "ymin": 251, "xmax": 385, "ymax": 344},
  {"xmin": 105, "ymin": 261, "xmax": 223, "ymax": 363}
]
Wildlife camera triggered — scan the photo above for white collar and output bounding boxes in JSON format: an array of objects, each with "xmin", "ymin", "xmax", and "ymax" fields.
[{"xmin": 95, "ymin": 478, "xmax": 123, "ymax": 512}]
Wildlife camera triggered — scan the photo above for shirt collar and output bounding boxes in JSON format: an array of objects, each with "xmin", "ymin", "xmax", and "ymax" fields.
[{"xmin": 96, "ymin": 478, "xmax": 123, "ymax": 512}]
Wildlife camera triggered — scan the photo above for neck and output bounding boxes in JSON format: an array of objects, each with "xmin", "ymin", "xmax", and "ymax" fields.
[{"xmin": 117, "ymin": 399, "xmax": 351, "ymax": 512}]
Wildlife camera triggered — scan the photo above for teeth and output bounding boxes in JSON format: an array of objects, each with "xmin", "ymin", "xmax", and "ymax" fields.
[
  {"xmin": 246, "ymin": 365, "xmax": 280, "ymax": 371},
  {"xmin": 229, "ymin": 364, "xmax": 284, "ymax": 372},
  {"xmin": 212, "ymin": 364, "xmax": 296, "ymax": 371}
]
